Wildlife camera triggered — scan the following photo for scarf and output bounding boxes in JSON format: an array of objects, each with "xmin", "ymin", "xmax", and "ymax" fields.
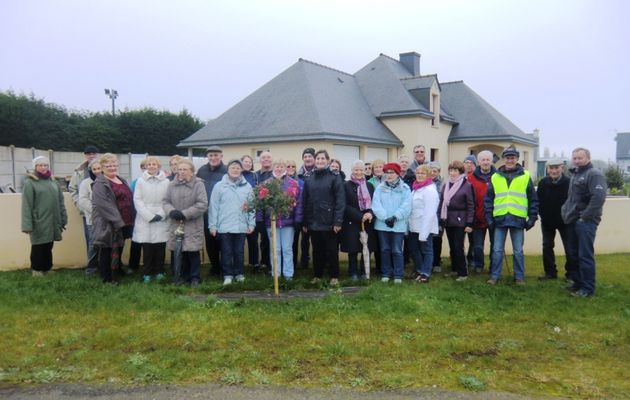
[
  {"xmin": 440, "ymin": 174, "xmax": 465, "ymax": 220},
  {"xmin": 351, "ymin": 176, "xmax": 371, "ymax": 211},
  {"xmin": 36, "ymin": 170, "xmax": 51, "ymax": 179},
  {"xmin": 412, "ymin": 178, "xmax": 433, "ymax": 191},
  {"xmin": 273, "ymin": 170, "xmax": 286, "ymax": 179},
  {"xmin": 385, "ymin": 177, "xmax": 401, "ymax": 189}
]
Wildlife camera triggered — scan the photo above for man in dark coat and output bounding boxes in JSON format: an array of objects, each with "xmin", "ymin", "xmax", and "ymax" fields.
[
  {"xmin": 254, "ymin": 151, "xmax": 273, "ymax": 271},
  {"xmin": 561, "ymin": 147, "xmax": 607, "ymax": 297},
  {"xmin": 537, "ymin": 159, "xmax": 577, "ymax": 281},
  {"xmin": 196, "ymin": 146, "xmax": 227, "ymax": 275}
]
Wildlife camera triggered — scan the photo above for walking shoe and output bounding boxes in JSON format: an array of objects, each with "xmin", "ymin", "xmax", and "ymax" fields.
[
  {"xmin": 143, "ymin": 275, "xmax": 152, "ymax": 283},
  {"xmin": 571, "ymin": 289, "xmax": 593, "ymax": 298},
  {"xmin": 486, "ymin": 278, "xmax": 498, "ymax": 285},
  {"xmin": 537, "ymin": 275, "xmax": 557, "ymax": 281},
  {"xmin": 32, "ymin": 270, "xmax": 45, "ymax": 277},
  {"xmin": 515, "ymin": 279, "xmax": 526, "ymax": 286},
  {"xmin": 223, "ymin": 276, "xmax": 233, "ymax": 286},
  {"xmin": 235, "ymin": 274, "xmax": 245, "ymax": 283},
  {"xmin": 415, "ymin": 274, "xmax": 430, "ymax": 283},
  {"xmin": 455, "ymin": 276, "xmax": 468, "ymax": 282},
  {"xmin": 432, "ymin": 266, "xmax": 442, "ymax": 273},
  {"xmin": 329, "ymin": 278, "xmax": 339, "ymax": 286},
  {"xmin": 393, "ymin": 278, "xmax": 403, "ymax": 284},
  {"xmin": 381, "ymin": 277, "xmax": 390, "ymax": 283},
  {"xmin": 155, "ymin": 273, "xmax": 166, "ymax": 282},
  {"xmin": 310, "ymin": 277, "xmax": 322, "ymax": 284}
]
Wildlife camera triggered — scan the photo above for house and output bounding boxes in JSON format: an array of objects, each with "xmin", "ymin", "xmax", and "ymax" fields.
[
  {"xmin": 615, "ymin": 132, "xmax": 630, "ymax": 175},
  {"xmin": 178, "ymin": 52, "xmax": 539, "ymax": 176}
]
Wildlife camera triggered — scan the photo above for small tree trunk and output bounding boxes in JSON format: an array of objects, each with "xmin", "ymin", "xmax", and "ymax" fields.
[{"xmin": 271, "ymin": 213, "xmax": 279, "ymax": 296}]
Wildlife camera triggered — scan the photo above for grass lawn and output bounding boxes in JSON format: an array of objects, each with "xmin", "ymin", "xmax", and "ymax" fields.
[{"xmin": 1, "ymin": 254, "xmax": 629, "ymax": 398}]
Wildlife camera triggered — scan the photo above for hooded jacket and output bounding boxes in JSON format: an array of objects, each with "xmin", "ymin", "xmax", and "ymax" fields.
[
  {"xmin": 208, "ymin": 174, "xmax": 255, "ymax": 234},
  {"xmin": 21, "ymin": 173, "xmax": 67, "ymax": 245}
]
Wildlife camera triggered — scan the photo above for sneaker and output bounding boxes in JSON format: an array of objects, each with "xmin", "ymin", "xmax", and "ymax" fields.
[
  {"xmin": 155, "ymin": 273, "xmax": 166, "ymax": 282},
  {"xmin": 393, "ymin": 278, "xmax": 403, "ymax": 284},
  {"xmin": 235, "ymin": 274, "xmax": 245, "ymax": 283},
  {"xmin": 310, "ymin": 277, "xmax": 322, "ymax": 284},
  {"xmin": 381, "ymin": 277, "xmax": 390, "ymax": 283},
  {"xmin": 486, "ymin": 278, "xmax": 498, "ymax": 285},
  {"xmin": 433, "ymin": 266, "xmax": 442, "ymax": 273},
  {"xmin": 571, "ymin": 289, "xmax": 593, "ymax": 297},
  {"xmin": 455, "ymin": 276, "xmax": 468, "ymax": 282},
  {"xmin": 329, "ymin": 278, "xmax": 339, "ymax": 286},
  {"xmin": 32, "ymin": 270, "xmax": 45, "ymax": 277},
  {"xmin": 143, "ymin": 275, "xmax": 152, "ymax": 283},
  {"xmin": 415, "ymin": 274, "xmax": 430, "ymax": 283},
  {"xmin": 223, "ymin": 276, "xmax": 233, "ymax": 286},
  {"xmin": 515, "ymin": 279, "xmax": 526, "ymax": 286},
  {"xmin": 538, "ymin": 275, "xmax": 557, "ymax": 281}
]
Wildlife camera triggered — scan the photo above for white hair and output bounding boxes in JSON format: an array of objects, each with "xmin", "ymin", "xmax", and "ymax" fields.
[
  {"xmin": 477, "ymin": 150, "xmax": 494, "ymax": 161},
  {"xmin": 351, "ymin": 159, "xmax": 365, "ymax": 169}
]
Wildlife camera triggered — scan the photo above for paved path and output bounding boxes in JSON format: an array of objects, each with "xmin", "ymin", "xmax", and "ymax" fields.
[{"xmin": 0, "ymin": 383, "xmax": 564, "ymax": 399}]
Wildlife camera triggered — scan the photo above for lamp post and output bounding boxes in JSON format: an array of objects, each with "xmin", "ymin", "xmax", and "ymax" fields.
[{"xmin": 104, "ymin": 89, "xmax": 118, "ymax": 116}]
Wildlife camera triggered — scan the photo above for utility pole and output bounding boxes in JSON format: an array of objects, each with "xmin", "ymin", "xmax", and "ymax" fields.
[{"xmin": 104, "ymin": 89, "xmax": 118, "ymax": 115}]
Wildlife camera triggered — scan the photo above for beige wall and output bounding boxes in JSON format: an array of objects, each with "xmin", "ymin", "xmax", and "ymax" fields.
[
  {"xmin": 381, "ymin": 116, "xmax": 451, "ymax": 163},
  {"xmin": 449, "ymin": 141, "xmax": 538, "ymax": 177},
  {"xmin": 2, "ymin": 193, "xmax": 628, "ymax": 271}
]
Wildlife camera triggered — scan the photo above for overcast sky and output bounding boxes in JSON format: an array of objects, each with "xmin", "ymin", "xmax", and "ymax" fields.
[{"xmin": 2, "ymin": 0, "xmax": 628, "ymax": 161}]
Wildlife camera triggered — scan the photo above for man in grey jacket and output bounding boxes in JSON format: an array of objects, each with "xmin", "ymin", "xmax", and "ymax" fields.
[{"xmin": 561, "ymin": 147, "xmax": 607, "ymax": 297}]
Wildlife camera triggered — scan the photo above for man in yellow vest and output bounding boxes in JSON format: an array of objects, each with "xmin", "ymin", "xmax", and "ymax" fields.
[{"xmin": 484, "ymin": 145, "xmax": 538, "ymax": 285}]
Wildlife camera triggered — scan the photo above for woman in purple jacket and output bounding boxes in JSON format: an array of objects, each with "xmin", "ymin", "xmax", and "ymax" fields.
[
  {"xmin": 439, "ymin": 161, "xmax": 474, "ymax": 281},
  {"xmin": 259, "ymin": 159, "xmax": 303, "ymax": 280}
]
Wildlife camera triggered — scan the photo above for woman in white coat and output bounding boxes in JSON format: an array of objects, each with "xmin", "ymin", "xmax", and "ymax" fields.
[
  {"xmin": 408, "ymin": 164, "xmax": 440, "ymax": 283},
  {"xmin": 132, "ymin": 156, "xmax": 171, "ymax": 283}
]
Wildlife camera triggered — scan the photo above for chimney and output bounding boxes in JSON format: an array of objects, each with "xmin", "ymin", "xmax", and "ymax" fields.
[{"xmin": 399, "ymin": 52, "xmax": 421, "ymax": 76}]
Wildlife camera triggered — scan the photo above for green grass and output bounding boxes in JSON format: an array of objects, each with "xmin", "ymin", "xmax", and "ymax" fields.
[{"xmin": 1, "ymin": 254, "xmax": 629, "ymax": 398}]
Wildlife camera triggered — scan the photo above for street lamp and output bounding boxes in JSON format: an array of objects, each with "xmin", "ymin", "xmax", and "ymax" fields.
[{"xmin": 104, "ymin": 89, "xmax": 118, "ymax": 115}]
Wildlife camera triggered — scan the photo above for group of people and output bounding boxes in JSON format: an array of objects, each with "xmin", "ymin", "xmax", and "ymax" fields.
[{"xmin": 21, "ymin": 142, "xmax": 607, "ymax": 297}]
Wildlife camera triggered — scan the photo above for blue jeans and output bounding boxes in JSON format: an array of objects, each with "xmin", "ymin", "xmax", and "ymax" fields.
[
  {"xmin": 408, "ymin": 232, "xmax": 434, "ymax": 277},
  {"xmin": 567, "ymin": 220, "xmax": 598, "ymax": 294},
  {"xmin": 471, "ymin": 227, "xmax": 494, "ymax": 270},
  {"xmin": 219, "ymin": 233, "xmax": 246, "ymax": 277},
  {"xmin": 267, "ymin": 227, "xmax": 295, "ymax": 278},
  {"xmin": 377, "ymin": 231, "xmax": 405, "ymax": 279},
  {"xmin": 490, "ymin": 227, "xmax": 525, "ymax": 280},
  {"xmin": 181, "ymin": 251, "xmax": 201, "ymax": 283},
  {"xmin": 85, "ymin": 223, "xmax": 98, "ymax": 272}
]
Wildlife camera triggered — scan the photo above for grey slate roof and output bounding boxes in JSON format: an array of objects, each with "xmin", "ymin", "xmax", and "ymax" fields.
[
  {"xmin": 440, "ymin": 81, "xmax": 538, "ymax": 145},
  {"xmin": 615, "ymin": 132, "xmax": 630, "ymax": 160},
  {"xmin": 178, "ymin": 59, "xmax": 402, "ymax": 148}
]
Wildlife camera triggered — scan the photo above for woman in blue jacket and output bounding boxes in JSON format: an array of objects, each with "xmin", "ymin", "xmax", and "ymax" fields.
[{"xmin": 372, "ymin": 162, "xmax": 411, "ymax": 283}]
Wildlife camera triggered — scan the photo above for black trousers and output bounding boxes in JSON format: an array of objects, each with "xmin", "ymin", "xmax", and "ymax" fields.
[
  {"xmin": 432, "ymin": 229, "xmax": 443, "ymax": 267},
  {"xmin": 246, "ymin": 231, "xmax": 259, "ymax": 266},
  {"xmin": 542, "ymin": 223, "xmax": 578, "ymax": 279},
  {"xmin": 98, "ymin": 247, "xmax": 114, "ymax": 282},
  {"xmin": 446, "ymin": 227, "xmax": 467, "ymax": 277},
  {"xmin": 310, "ymin": 230, "xmax": 339, "ymax": 279},
  {"xmin": 300, "ymin": 229, "xmax": 311, "ymax": 268},
  {"xmin": 31, "ymin": 242, "xmax": 54, "ymax": 272},
  {"xmin": 129, "ymin": 240, "xmax": 142, "ymax": 270},
  {"xmin": 203, "ymin": 212, "xmax": 221, "ymax": 274},
  {"xmin": 255, "ymin": 221, "xmax": 270, "ymax": 267},
  {"xmin": 142, "ymin": 242, "xmax": 166, "ymax": 276}
]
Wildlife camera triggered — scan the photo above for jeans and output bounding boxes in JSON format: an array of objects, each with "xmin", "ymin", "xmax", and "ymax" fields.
[
  {"xmin": 566, "ymin": 220, "xmax": 598, "ymax": 294},
  {"xmin": 220, "ymin": 233, "xmax": 246, "ymax": 278},
  {"xmin": 490, "ymin": 227, "xmax": 525, "ymax": 280},
  {"xmin": 181, "ymin": 251, "xmax": 201, "ymax": 283},
  {"xmin": 378, "ymin": 231, "xmax": 405, "ymax": 279},
  {"xmin": 85, "ymin": 224, "xmax": 98, "ymax": 272},
  {"xmin": 445, "ymin": 227, "xmax": 468, "ymax": 277},
  {"xmin": 541, "ymin": 223, "xmax": 578, "ymax": 280},
  {"xmin": 408, "ymin": 232, "xmax": 434, "ymax": 277},
  {"xmin": 471, "ymin": 226, "xmax": 494, "ymax": 271},
  {"xmin": 267, "ymin": 227, "xmax": 295, "ymax": 278}
]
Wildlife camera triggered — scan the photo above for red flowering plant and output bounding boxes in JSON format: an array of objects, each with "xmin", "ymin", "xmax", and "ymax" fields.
[{"xmin": 247, "ymin": 178, "xmax": 296, "ymax": 218}]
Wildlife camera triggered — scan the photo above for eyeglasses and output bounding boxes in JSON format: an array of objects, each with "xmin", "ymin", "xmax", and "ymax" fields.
[{"xmin": 287, "ymin": 165, "xmax": 296, "ymax": 168}]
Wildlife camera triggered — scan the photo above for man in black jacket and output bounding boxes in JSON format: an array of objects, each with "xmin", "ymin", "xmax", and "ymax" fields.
[
  {"xmin": 197, "ymin": 146, "xmax": 227, "ymax": 275},
  {"xmin": 254, "ymin": 151, "xmax": 273, "ymax": 270},
  {"xmin": 561, "ymin": 147, "xmax": 607, "ymax": 297},
  {"xmin": 537, "ymin": 159, "xmax": 577, "ymax": 281}
]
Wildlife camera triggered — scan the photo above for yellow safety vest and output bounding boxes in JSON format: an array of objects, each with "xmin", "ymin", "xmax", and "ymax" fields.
[{"xmin": 491, "ymin": 171, "xmax": 530, "ymax": 218}]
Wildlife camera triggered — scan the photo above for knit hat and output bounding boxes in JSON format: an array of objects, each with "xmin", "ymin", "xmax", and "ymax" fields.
[
  {"xmin": 501, "ymin": 145, "xmax": 520, "ymax": 158},
  {"xmin": 428, "ymin": 161, "xmax": 441, "ymax": 171},
  {"xmin": 302, "ymin": 147, "xmax": 316, "ymax": 158},
  {"xmin": 382, "ymin": 162, "xmax": 401, "ymax": 175},
  {"xmin": 32, "ymin": 156, "xmax": 50, "ymax": 169},
  {"xmin": 464, "ymin": 155, "xmax": 477, "ymax": 166},
  {"xmin": 83, "ymin": 145, "xmax": 99, "ymax": 154},
  {"xmin": 226, "ymin": 159, "xmax": 243, "ymax": 169}
]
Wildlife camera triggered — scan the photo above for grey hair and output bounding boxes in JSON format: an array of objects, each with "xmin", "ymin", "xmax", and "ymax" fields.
[
  {"xmin": 351, "ymin": 159, "xmax": 365, "ymax": 169},
  {"xmin": 477, "ymin": 150, "xmax": 494, "ymax": 161}
]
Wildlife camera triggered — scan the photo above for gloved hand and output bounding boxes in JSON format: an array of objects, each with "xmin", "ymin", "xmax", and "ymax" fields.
[
  {"xmin": 384, "ymin": 216, "xmax": 397, "ymax": 228},
  {"xmin": 525, "ymin": 218, "xmax": 536, "ymax": 231},
  {"xmin": 169, "ymin": 210, "xmax": 185, "ymax": 221},
  {"xmin": 150, "ymin": 214, "xmax": 162, "ymax": 223}
]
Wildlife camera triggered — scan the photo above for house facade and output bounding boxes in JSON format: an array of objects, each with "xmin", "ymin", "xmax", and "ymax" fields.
[
  {"xmin": 615, "ymin": 132, "xmax": 630, "ymax": 175},
  {"xmin": 179, "ymin": 52, "xmax": 538, "ymax": 177}
]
